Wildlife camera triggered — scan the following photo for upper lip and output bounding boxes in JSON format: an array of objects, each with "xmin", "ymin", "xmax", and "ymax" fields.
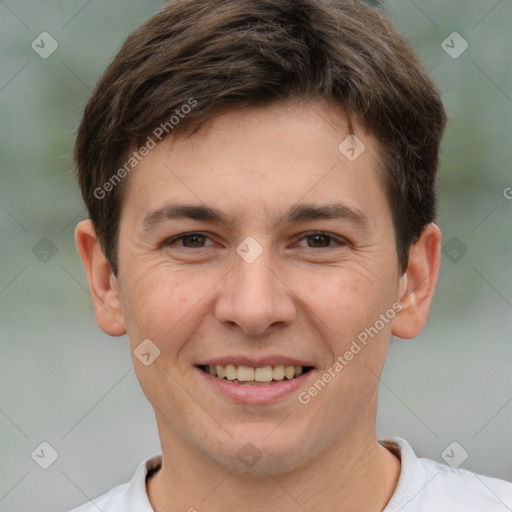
[{"xmin": 197, "ymin": 356, "xmax": 315, "ymax": 368}]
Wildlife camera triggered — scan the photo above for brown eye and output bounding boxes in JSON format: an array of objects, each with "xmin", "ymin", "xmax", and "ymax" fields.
[
  {"xmin": 181, "ymin": 234, "xmax": 207, "ymax": 248},
  {"xmin": 164, "ymin": 233, "xmax": 213, "ymax": 248},
  {"xmin": 295, "ymin": 232, "xmax": 347, "ymax": 249},
  {"xmin": 306, "ymin": 233, "xmax": 332, "ymax": 248}
]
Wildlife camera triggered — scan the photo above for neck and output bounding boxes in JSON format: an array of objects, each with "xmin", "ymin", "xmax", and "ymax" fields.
[{"xmin": 147, "ymin": 425, "xmax": 401, "ymax": 512}]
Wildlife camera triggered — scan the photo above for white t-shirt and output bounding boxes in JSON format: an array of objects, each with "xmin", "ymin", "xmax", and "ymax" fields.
[{"xmin": 68, "ymin": 436, "xmax": 512, "ymax": 511}]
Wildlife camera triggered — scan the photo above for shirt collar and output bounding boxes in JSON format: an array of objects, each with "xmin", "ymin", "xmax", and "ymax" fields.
[
  {"xmin": 378, "ymin": 436, "xmax": 427, "ymax": 511},
  {"xmin": 122, "ymin": 437, "xmax": 423, "ymax": 511},
  {"xmin": 124, "ymin": 452, "xmax": 162, "ymax": 512}
]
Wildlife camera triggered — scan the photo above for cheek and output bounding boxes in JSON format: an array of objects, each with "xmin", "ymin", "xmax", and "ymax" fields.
[
  {"xmin": 124, "ymin": 269, "xmax": 209, "ymax": 404},
  {"xmin": 303, "ymin": 265, "xmax": 392, "ymax": 343},
  {"xmin": 121, "ymin": 267, "xmax": 202, "ymax": 351}
]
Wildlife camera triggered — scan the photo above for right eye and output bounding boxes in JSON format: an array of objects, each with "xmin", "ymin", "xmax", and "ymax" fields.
[{"xmin": 163, "ymin": 232, "xmax": 215, "ymax": 249}]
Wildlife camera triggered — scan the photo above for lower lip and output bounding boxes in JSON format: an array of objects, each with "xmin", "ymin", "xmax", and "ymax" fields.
[{"xmin": 196, "ymin": 367, "xmax": 314, "ymax": 404}]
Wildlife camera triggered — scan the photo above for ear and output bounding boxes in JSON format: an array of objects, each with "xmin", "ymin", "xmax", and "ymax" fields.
[
  {"xmin": 75, "ymin": 219, "xmax": 126, "ymax": 336},
  {"xmin": 391, "ymin": 223, "xmax": 441, "ymax": 339}
]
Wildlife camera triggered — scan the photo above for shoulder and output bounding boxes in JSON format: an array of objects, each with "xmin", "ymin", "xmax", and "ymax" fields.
[
  {"xmin": 381, "ymin": 436, "xmax": 512, "ymax": 512},
  {"xmin": 418, "ymin": 457, "xmax": 512, "ymax": 511},
  {"xmin": 67, "ymin": 453, "xmax": 162, "ymax": 512}
]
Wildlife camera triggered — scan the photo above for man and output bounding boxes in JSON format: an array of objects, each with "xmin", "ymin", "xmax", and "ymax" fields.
[{"xmin": 70, "ymin": 0, "xmax": 512, "ymax": 510}]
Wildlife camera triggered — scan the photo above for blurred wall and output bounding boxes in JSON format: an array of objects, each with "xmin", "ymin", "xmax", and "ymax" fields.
[{"xmin": 0, "ymin": 1, "xmax": 510, "ymax": 510}]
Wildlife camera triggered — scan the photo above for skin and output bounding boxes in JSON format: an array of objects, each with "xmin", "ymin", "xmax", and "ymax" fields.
[{"xmin": 76, "ymin": 99, "xmax": 441, "ymax": 511}]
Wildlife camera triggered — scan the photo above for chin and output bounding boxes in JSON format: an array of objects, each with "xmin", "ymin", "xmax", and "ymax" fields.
[{"xmin": 211, "ymin": 429, "xmax": 318, "ymax": 476}]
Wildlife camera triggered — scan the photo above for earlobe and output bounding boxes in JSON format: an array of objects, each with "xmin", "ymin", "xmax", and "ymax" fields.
[
  {"xmin": 75, "ymin": 219, "xmax": 127, "ymax": 337},
  {"xmin": 391, "ymin": 223, "xmax": 441, "ymax": 339}
]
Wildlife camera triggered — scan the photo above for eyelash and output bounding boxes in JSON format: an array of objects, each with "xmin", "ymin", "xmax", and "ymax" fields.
[{"xmin": 163, "ymin": 231, "xmax": 348, "ymax": 250}]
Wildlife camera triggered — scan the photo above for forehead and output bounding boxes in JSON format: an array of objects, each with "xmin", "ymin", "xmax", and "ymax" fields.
[{"xmin": 119, "ymin": 99, "xmax": 389, "ymax": 230}]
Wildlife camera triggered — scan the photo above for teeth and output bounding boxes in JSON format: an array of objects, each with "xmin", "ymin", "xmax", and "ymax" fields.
[
  {"xmin": 273, "ymin": 365, "xmax": 285, "ymax": 380},
  {"xmin": 225, "ymin": 364, "xmax": 237, "ymax": 380},
  {"xmin": 284, "ymin": 365, "xmax": 295, "ymax": 379},
  {"xmin": 216, "ymin": 365, "xmax": 226, "ymax": 379},
  {"xmin": 203, "ymin": 364, "xmax": 307, "ymax": 382},
  {"xmin": 254, "ymin": 366, "xmax": 273, "ymax": 382},
  {"xmin": 237, "ymin": 365, "xmax": 255, "ymax": 381}
]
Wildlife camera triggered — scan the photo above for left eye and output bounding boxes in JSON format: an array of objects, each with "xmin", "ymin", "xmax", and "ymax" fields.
[
  {"xmin": 165, "ymin": 232, "xmax": 346, "ymax": 249},
  {"xmin": 295, "ymin": 232, "xmax": 347, "ymax": 249}
]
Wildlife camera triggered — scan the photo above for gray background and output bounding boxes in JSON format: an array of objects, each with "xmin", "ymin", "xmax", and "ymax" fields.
[{"xmin": 0, "ymin": 0, "xmax": 511, "ymax": 510}]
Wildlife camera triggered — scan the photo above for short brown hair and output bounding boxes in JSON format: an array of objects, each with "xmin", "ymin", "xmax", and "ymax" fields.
[{"xmin": 74, "ymin": 0, "xmax": 447, "ymax": 275}]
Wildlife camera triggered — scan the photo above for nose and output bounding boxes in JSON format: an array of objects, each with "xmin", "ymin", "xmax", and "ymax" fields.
[{"xmin": 214, "ymin": 242, "xmax": 297, "ymax": 337}]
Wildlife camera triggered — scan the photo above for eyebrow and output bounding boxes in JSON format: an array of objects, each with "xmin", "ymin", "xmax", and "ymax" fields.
[{"xmin": 142, "ymin": 202, "xmax": 371, "ymax": 232}]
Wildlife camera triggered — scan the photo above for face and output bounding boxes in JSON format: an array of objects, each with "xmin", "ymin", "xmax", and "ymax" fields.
[{"xmin": 83, "ymin": 99, "xmax": 424, "ymax": 475}]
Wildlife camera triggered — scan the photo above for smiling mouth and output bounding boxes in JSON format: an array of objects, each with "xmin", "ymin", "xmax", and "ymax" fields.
[{"xmin": 198, "ymin": 364, "xmax": 314, "ymax": 385}]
